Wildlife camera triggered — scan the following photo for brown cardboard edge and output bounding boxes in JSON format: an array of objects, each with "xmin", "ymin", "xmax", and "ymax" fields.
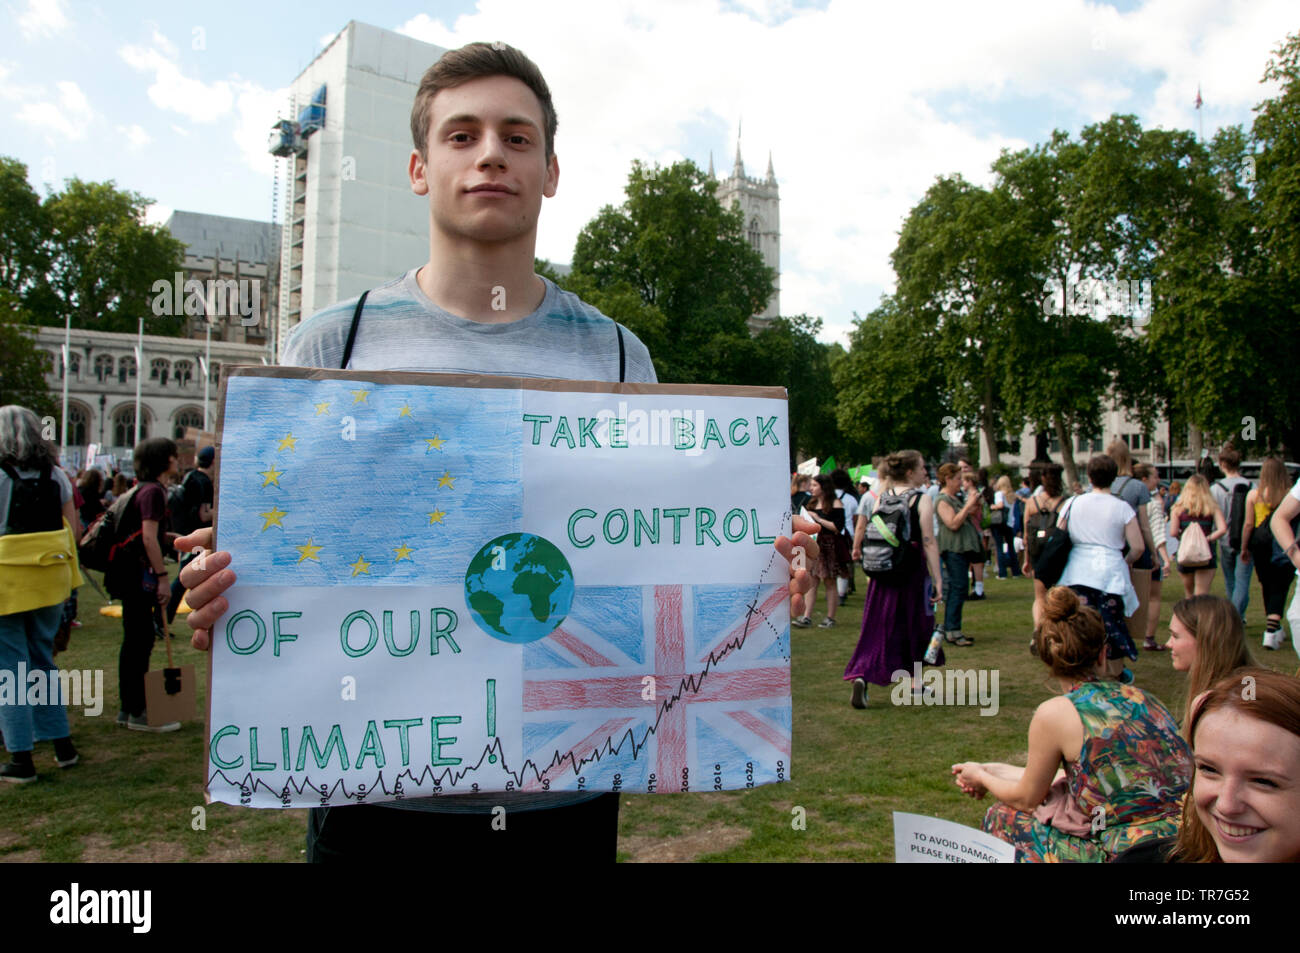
[{"xmin": 219, "ymin": 363, "xmax": 789, "ymax": 401}]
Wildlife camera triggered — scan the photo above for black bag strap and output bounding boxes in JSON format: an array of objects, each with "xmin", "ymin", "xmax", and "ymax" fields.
[
  {"xmin": 341, "ymin": 290, "xmax": 371, "ymax": 370},
  {"xmin": 615, "ymin": 322, "xmax": 626, "ymax": 383}
]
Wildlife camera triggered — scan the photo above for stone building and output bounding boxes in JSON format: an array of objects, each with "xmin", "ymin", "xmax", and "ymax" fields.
[{"xmin": 712, "ymin": 140, "xmax": 780, "ymax": 328}]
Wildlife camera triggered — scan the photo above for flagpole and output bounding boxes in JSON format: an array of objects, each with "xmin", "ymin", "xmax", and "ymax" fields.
[
  {"xmin": 134, "ymin": 318, "xmax": 143, "ymax": 446},
  {"xmin": 60, "ymin": 311, "xmax": 70, "ymax": 458}
]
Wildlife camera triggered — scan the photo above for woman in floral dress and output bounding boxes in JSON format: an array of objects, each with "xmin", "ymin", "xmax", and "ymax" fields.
[{"xmin": 951, "ymin": 587, "xmax": 1192, "ymax": 862}]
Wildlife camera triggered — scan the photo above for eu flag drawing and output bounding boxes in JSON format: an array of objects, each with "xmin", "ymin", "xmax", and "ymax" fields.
[{"xmin": 206, "ymin": 367, "xmax": 792, "ymax": 807}]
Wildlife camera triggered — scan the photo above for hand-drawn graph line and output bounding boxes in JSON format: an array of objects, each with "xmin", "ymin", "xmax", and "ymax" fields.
[{"xmin": 208, "ymin": 577, "xmax": 791, "ymax": 803}]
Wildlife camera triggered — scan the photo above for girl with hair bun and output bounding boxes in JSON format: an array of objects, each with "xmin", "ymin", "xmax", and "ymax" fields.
[{"xmin": 952, "ymin": 587, "xmax": 1192, "ymax": 862}]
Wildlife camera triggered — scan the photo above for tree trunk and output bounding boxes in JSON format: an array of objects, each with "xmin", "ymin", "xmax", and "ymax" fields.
[
  {"xmin": 980, "ymin": 376, "xmax": 999, "ymax": 469},
  {"xmin": 1189, "ymin": 425, "xmax": 1203, "ymax": 461},
  {"xmin": 1055, "ymin": 414, "xmax": 1079, "ymax": 489}
]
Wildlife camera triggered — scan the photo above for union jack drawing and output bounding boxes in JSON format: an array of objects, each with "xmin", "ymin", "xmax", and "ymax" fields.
[{"xmin": 519, "ymin": 583, "xmax": 791, "ymax": 792}]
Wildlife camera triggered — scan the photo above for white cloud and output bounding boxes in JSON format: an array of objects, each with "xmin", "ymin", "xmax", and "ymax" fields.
[
  {"xmin": 117, "ymin": 30, "xmax": 285, "ymax": 177},
  {"xmin": 119, "ymin": 42, "xmax": 235, "ymax": 120},
  {"xmin": 17, "ymin": 0, "xmax": 69, "ymax": 41},
  {"xmin": 15, "ymin": 79, "xmax": 92, "ymax": 142},
  {"xmin": 396, "ymin": 0, "xmax": 1295, "ymax": 344},
  {"xmin": 0, "ymin": 61, "xmax": 42, "ymax": 101},
  {"xmin": 144, "ymin": 203, "xmax": 174, "ymax": 227},
  {"xmin": 116, "ymin": 123, "xmax": 152, "ymax": 151}
]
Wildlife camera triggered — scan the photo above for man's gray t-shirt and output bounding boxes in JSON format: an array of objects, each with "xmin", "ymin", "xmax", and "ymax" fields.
[
  {"xmin": 280, "ymin": 269, "xmax": 656, "ymax": 814},
  {"xmin": 1112, "ymin": 475, "xmax": 1151, "ymax": 516},
  {"xmin": 282, "ymin": 270, "xmax": 657, "ymax": 382},
  {"xmin": 1211, "ymin": 475, "xmax": 1251, "ymax": 551}
]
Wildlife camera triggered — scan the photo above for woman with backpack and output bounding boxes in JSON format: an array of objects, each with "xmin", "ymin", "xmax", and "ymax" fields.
[
  {"xmin": 1022, "ymin": 463, "xmax": 1066, "ymax": 627},
  {"xmin": 112, "ymin": 437, "xmax": 182, "ymax": 732},
  {"xmin": 0, "ymin": 406, "xmax": 83, "ymax": 782},
  {"xmin": 1240, "ymin": 456, "xmax": 1295, "ymax": 651},
  {"xmin": 1169, "ymin": 475, "xmax": 1226, "ymax": 599},
  {"xmin": 844, "ymin": 450, "xmax": 943, "ymax": 708}
]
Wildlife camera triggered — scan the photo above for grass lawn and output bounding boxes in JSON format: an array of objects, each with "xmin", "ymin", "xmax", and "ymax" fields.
[{"xmin": 2, "ymin": 566, "xmax": 1296, "ymax": 862}]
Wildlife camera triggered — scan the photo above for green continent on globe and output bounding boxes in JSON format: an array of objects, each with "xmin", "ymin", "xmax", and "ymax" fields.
[
  {"xmin": 464, "ymin": 533, "xmax": 575, "ymax": 643},
  {"xmin": 467, "ymin": 588, "xmax": 507, "ymax": 636}
]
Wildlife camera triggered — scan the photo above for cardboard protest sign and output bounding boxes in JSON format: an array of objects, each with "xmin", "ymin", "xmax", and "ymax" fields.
[
  {"xmin": 205, "ymin": 367, "xmax": 792, "ymax": 807},
  {"xmin": 893, "ymin": 812, "xmax": 1017, "ymax": 863}
]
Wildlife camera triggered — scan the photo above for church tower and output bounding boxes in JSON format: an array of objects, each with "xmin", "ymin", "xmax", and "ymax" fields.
[{"xmin": 712, "ymin": 136, "xmax": 780, "ymax": 329}]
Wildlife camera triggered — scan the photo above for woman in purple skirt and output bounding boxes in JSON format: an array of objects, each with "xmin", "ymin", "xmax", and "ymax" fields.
[{"xmin": 845, "ymin": 450, "xmax": 944, "ymax": 708}]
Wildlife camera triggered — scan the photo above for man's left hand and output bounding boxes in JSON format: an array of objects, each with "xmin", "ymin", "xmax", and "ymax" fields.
[{"xmin": 776, "ymin": 515, "xmax": 820, "ymax": 618}]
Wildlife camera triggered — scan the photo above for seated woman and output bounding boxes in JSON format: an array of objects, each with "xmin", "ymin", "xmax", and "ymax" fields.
[
  {"xmin": 1119, "ymin": 669, "xmax": 1300, "ymax": 862},
  {"xmin": 1165, "ymin": 594, "xmax": 1254, "ymax": 735},
  {"xmin": 951, "ymin": 587, "xmax": 1192, "ymax": 862}
]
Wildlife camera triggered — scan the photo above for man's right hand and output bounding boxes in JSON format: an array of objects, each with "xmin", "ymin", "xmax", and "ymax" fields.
[{"xmin": 176, "ymin": 527, "xmax": 235, "ymax": 651}]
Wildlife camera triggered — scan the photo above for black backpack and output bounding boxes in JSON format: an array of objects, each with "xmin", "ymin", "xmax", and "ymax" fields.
[
  {"xmin": 860, "ymin": 488, "xmax": 920, "ymax": 582},
  {"xmin": 1, "ymin": 462, "xmax": 64, "ymax": 535},
  {"xmin": 78, "ymin": 484, "xmax": 143, "ymax": 579},
  {"xmin": 1215, "ymin": 480, "xmax": 1250, "ymax": 552},
  {"xmin": 1025, "ymin": 495, "xmax": 1064, "ymax": 565}
]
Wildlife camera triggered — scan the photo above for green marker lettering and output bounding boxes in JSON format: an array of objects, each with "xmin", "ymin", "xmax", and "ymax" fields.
[
  {"xmin": 701, "ymin": 417, "xmax": 726, "ymax": 450},
  {"xmin": 354, "ymin": 720, "xmax": 387, "ymax": 770},
  {"xmin": 521, "ymin": 414, "xmax": 551, "ymax": 444},
  {"xmin": 664, "ymin": 507, "xmax": 690, "ymax": 544},
  {"xmin": 430, "ymin": 608, "xmax": 460, "ymax": 654},
  {"xmin": 226, "ymin": 609, "xmax": 265, "ymax": 655},
  {"xmin": 550, "ymin": 415, "xmax": 576, "ymax": 449},
  {"xmin": 577, "ymin": 417, "xmax": 601, "ymax": 448},
  {"xmin": 728, "ymin": 418, "xmax": 750, "ymax": 446},
  {"xmin": 210, "ymin": 725, "xmax": 242, "ymax": 770},
  {"xmin": 340, "ymin": 610, "xmax": 378, "ymax": 657},
  {"xmin": 383, "ymin": 609, "xmax": 420, "ymax": 656},
  {"xmin": 723, "ymin": 508, "xmax": 748, "ymax": 542},
  {"xmin": 249, "ymin": 726, "xmax": 277, "ymax": 771},
  {"xmin": 272, "ymin": 611, "xmax": 301, "ymax": 657},
  {"xmin": 384, "ymin": 718, "xmax": 423, "ymax": 766},
  {"xmin": 696, "ymin": 507, "xmax": 720, "ymax": 546},
  {"xmin": 757, "ymin": 415, "xmax": 779, "ymax": 446},
  {"xmin": 568, "ymin": 508, "xmax": 596, "ymax": 548},
  {"xmin": 430, "ymin": 715, "xmax": 462, "ymax": 766}
]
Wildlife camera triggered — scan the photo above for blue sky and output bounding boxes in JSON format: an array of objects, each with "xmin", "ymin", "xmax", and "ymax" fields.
[{"xmin": 2, "ymin": 0, "xmax": 1293, "ymax": 346}]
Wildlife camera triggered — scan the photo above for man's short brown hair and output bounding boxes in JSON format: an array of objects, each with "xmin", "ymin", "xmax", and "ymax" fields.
[
  {"xmin": 411, "ymin": 41, "xmax": 558, "ymax": 160},
  {"xmin": 1218, "ymin": 442, "xmax": 1241, "ymax": 471}
]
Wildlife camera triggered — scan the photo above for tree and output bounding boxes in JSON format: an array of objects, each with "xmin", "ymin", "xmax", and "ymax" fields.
[
  {"xmin": 752, "ymin": 315, "xmax": 842, "ymax": 467},
  {"xmin": 0, "ymin": 158, "xmax": 50, "ymax": 304},
  {"xmin": 0, "ymin": 305, "xmax": 56, "ymax": 418},
  {"xmin": 832, "ymin": 297, "xmax": 951, "ymax": 461},
  {"xmin": 891, "ymin": 175, "xmax": 1023, "ymax": 468},
  {"xmin": 568, "ymin": 160, "xmax": 774, "ymax": 383},
  {"xmin": 28, "ymin": 174, "xmax": 187, "ymax": 335}
]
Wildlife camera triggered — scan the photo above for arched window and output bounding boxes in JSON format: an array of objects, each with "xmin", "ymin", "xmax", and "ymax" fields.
[
  {"xmin": 174, "ymin": 360, "xmax": 194, "ymax": 387},
  {"xmin": 68, "ymin": 352, "xmax": 80, "ymax": 378},
  {"xmin": 748, "ymin": 217, "xmax": 761, "ymax": 252},
  {"xmin": 118, "ymin": 355, "xmax": 137, "ymax": 384},
  {"xmin": 209, "ymin": 361, "xmax": 221, "ymax": 384},
  {"xmin": 94, "ymin": 354, "xmax": 114, "ymax": 382},
  {"xmin": 113, "ymin": 407, "xmax": 148, "ymax": 448},
  {"xmin": 66, "ymin": 405, "xmax": 88, "ymax": 446},
  {"xmin": 150, "ymin": 358, "xmax": 170, "ymax": 386},
  {"xmin": 173, "ymin": 408, "xmax": 204, "ymax": 440}
]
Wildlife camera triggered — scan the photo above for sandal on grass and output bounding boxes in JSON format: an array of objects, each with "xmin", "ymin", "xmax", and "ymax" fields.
[{"xmin": 1143, "ymin": 638, "xmax": 1166, "ymax": 651}]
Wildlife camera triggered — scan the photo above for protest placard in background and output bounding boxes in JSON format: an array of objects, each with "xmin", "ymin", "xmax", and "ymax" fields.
[{"xmin": 205, "ymin": 367, "xmax": 792, "ymax": 808}]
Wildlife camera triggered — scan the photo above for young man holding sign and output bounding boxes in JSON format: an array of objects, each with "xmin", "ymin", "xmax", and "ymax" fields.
[{"xmin": 178, "ymin": 41, "xmax": 817, "ymax": 862}]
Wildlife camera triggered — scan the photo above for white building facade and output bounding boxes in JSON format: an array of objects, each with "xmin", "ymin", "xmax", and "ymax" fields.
[{"xmin": 272, "ymin": 21, "xmax": 447, "ymax": 358}]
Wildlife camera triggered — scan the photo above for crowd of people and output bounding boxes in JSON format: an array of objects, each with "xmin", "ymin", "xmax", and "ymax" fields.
[
  {"xmin": 0, "ymin": 405, "xmax": 214, "ymax": 783},
  {"xmin": 804, "ymin": 439, "xmax": 1300, "ymax": 863}
]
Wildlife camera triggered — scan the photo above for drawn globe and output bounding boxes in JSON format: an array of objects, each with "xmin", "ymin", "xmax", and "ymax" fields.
[{"xmin": 464, "ymin": 533, "xmax": 575, "ymax": 644}]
